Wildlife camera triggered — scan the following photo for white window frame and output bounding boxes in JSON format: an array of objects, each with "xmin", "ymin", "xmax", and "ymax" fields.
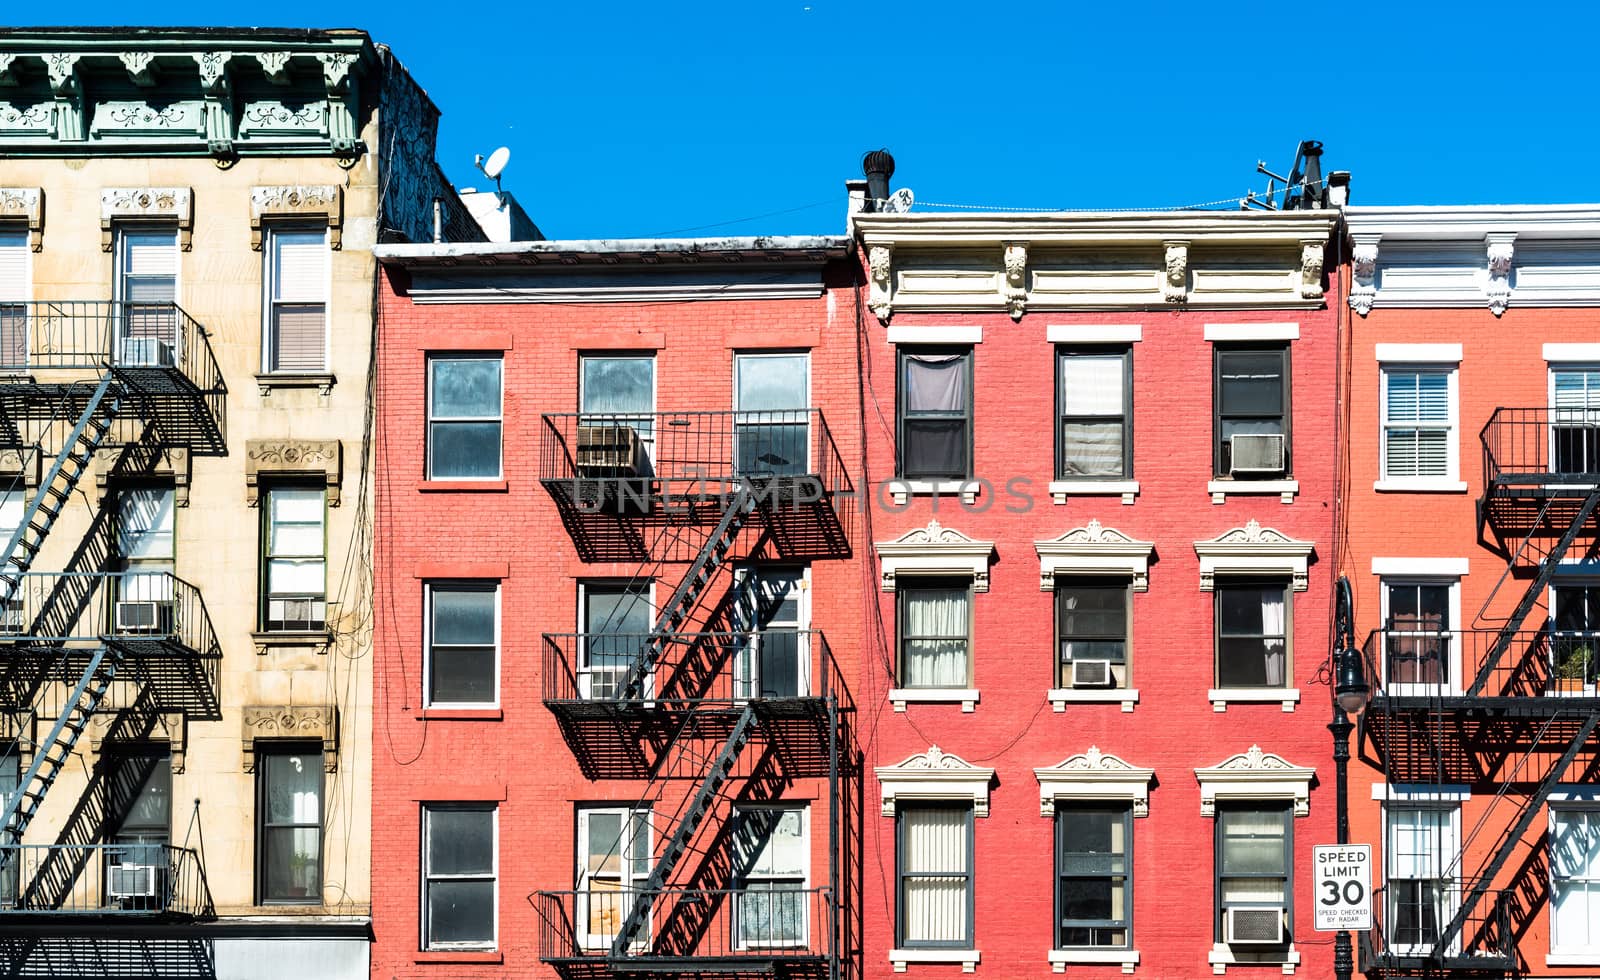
[
  {"xmin": 112, "ymin": 224, "xmax": 181, "ymax": 364},
  {"xmin": 1382, "ymin": 801, "xmax": 1462, "ymax": 958},
  {"xmin": 732, "ymin": 566, "xmax": 812, "ymax": 700},
  {"xmin": 576, "ymin": 805, "xmax": 652, "ymax": 951},
  {"xmin": 1378, "ymin": 575, "xmax": 1463, "ymax": 697},
  {"xmin": 1547, "ymin": 570, "xmax": 1600, "ymax": 697},
  {"xmin": 1377, "ymin": 363, "xmax": 1462, "ymax": 491},
  {"xmin": 1547, "ymin": 788, "xmax": 1600, "ymax": 965},
  {"xmin": 732, "ymin": 803, "xmax": 811, "ymax": 950},
  {"xmin": 733, "ymin": 351, "xmax": 811, "ymax": 475},
  {"xmin": 1548, "ymin": 364, "xmax": 1600, "ymax": 482},
  {"xmin": 577, "ymin": 580, "xmax": 656, "ymax": 700},
  {"xmin": 423, "ymin": 581, "xmax": 501, "ymax": 709},
  {"xmin": 426, "ymin": 355, "xmax": 504, "ymax": 481},
  {"xmin": 260, "ymin": 224, "xmax": 331, "ymax": 375},
  {"xmin": 0, "ymin": 227, "xmax": 31, "ymax": 372},
  {"xmin": 421, "ymin": 803, "xmax": 498, "ymax": 951},
  {"xmin": 579, "ymin": 352, "xmax": 657, "ymax": 466}
]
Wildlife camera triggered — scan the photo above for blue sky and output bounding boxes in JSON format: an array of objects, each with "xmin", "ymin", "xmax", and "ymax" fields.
[{"xmin": 18, "ymin": 1, "xmax": 1600, "ymax": 239}]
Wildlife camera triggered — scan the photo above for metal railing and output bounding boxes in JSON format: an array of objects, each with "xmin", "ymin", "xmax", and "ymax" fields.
[
  {"xmin": 542, "ymin": 629, "xmax": 848, "ymax": 710},
  {"xmin": 1363, "ymin": 627, "xmax": 1600, "ymax": 699},
  {"xmin": 0, "ymin": 571, "xmax": 220, "ymax": 654},
  {"xmin": 1482, "ymin": 407, "xmax": 1600, "ymax": 484},
  {"xmin": 0, "ymin": 843, "xmax": 213, "ymax": 918},
  {"xmin": 535, "ymin": 887, "xmax": 833, "ymax": 964},
  {"xmin": 1362, "ymin": 884, "xmax": 1513, "ymax": 971}
]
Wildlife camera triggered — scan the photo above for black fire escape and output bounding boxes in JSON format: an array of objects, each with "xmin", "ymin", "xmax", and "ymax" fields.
[
  {"xmin": 0, "ymin": 302, "xmax": 226, "ymax": 977},
  {"xmin": 1360, "ymin": 408, "xmax": 1600, "ymax": 977},
  {"xmin": 535, "ymin": 408, "xmax": 857, "ymax": 980}
]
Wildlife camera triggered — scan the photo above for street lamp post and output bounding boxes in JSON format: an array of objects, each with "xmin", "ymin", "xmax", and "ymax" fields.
[{"xmin": 1331, "ymin": 576, "xmax": 1369, "ymax": 980}]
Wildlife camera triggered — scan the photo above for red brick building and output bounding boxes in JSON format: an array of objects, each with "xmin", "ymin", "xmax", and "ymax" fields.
[
  {"xmin": 851, "ymin": 200, "xmax": 1343, "ymax": 978},
  {"xmin": 1340, "ymin": 206, "xmax": 1600, "ymax": 978},
  {"xmin": 369, "ymin": 234, "xmax": 867, "ymax": 980}
]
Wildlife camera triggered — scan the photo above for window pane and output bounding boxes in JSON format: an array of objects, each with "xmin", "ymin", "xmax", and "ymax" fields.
[
  {"xmin": 120, "ymin": 489, "xmax": 174, "ymax": 559},
  {"xmin": 735, "ymin": 808, "xmax": 806, "ymax": 877},
  {"xmin": 430, "ymin": 647, "xmax": 496, "ymax": 703},
  {"xmin": 272, "ymin": 232, "xmax": 327, "ymax": 303},
  {"xmin": 428, "ymin": 809, "xmax": 494, "ymax": 875},
  {"xmin": 736, "ymin": 355, "xmax": 807, "ymax": 412},
  {"xmin": 1059, "ymin": 355, "xmax": 1124, "ymax": 415},
  {"xmin": 262, "ymin": 827, "xmax": 321, "ymax": 901},
  {"xmin": 903, "ymin": 807, "xmax": 966, "ymax": 874},
  {"xmin": 269, "ymin": 488, "xmax": 324, "ymax": 525},
  {"xmin": 263, "ymin": 753, "xmax": 321, "ymax": 823},
  {"xmin": 428, "ymin": 880, "xmax": 495, "ymax": 945},
  {"xmin": 1060, "ymin": 878, "xmax": 1117, "ymax": 921},
  {"xmin": 434, "ymin": 589, "xmax": 496, "ymax": 645},
  {"xmin": 271, "ymin": 305, "xmax": 326, "ymax": 372},
  {"xmin": 1219, "ymin": 352, "xmax": 1284, "ymax": 415},
  {"xmin": 585, "ymin": 812, "xmax": 624, "ymax": 875},
  {"xmin": 121, "ymin": 231, "xmax": 177, "ymax": 276},
  {"xmin": 585, "ymin": 586, "xmax": 652, "ymax": 635},
  {"xmin": 117, "ymin": 755, "xmax": 172, "ymax": 832},
  {"xmin": 430, "ymin": 422, "xmax": 502, "ymax": 478},
  {"xmin": 1060, "ymin": 422, "xmax": 1124, "ymax": 477},
  {"xmin": 903, "ymin": 877, "xmax": 967, "ymax": 943},
  {"xmin": 904, "ymin": 354, "xmax": 968, "ymax": 413},
  {"xmin": 581, "ymin": 357, "xmax": 653, "ymax": 415},
  {"xmin": 269, "ymin": 558, "xmax": 325, "ymax": 594},
  {"xmin": 431, "ymin": 359, "xmax": 502, "ymax": 418},
  {"xmin": 903, "ymin": 419, "xmax": 967, "ymax": 477}
]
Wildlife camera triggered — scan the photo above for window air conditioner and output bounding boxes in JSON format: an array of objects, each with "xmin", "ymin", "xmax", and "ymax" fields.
[
  {"xmin": 1069, "ymin": 659, "xmax": 1114, "ymax": 688},
  {"xmin": 1224, "ymin": 906, "xmax": 1286, "ymax": 944},
  {"xmin": 0, "ymin": 599, "xmax": 22, "ymax": 634},
  {"xmin": 268, "ymin": 598, "xmax": 325, "ymax": 631},
  {"xmin": 115, "ymin": 600, "xmax": 171, "ymax": 633},
  {"xmin": 576, "ymin": 424, "xmax": 643, "ymax": 476},
  {"xmin": 120, "ymin": 337, "xmax": 175, "ymax": 368},
  {"xmin": 107, "ymin": 863, "xmax": 159, "ymax": 899},
  {"xmin": 1229, "ymin": 434, "xmax": 1285, "ymax": 476}
]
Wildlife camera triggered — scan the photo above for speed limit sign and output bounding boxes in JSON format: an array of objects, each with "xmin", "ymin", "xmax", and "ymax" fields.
[{"xmin": 1313, "ymin": 844, "xmax": 1372, "ymax": 931}]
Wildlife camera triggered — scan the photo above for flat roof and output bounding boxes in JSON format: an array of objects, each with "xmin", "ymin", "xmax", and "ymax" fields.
[{"xmin": 375, "ymin": 235, "xmax": 852, "ymax": 268}]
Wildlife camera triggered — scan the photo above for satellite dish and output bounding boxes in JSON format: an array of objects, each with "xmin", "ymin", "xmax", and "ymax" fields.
[
  {"xmin": 881, "ymin": 187, "xmax": 915, "ymax": 214},
  {"xmin": 482, "ymin": 146, "xmax": 511, "ymax": 180}
]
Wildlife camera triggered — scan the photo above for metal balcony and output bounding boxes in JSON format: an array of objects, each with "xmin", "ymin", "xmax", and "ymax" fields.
[
  {"xmin": 535, "ymin": 887, "xmax": 833, "ymax": 980},
  {"xmin": 539, "ymin": 410, "xmax": 852, "ymax": 563},
  {"xmin": 0, "ymin": 301, "xmax": 226, "ymax": 454},
  {"xmin": 0, "ymin": 844, "xmax": 213, "ymax": 920},
  {"xmin": 1360, "ymin": 885, "xmax": 1514, "ymax": 978},
  {"xmin": 1362, "ymin": 628, "xmax": 1600, "ymax": 710}
]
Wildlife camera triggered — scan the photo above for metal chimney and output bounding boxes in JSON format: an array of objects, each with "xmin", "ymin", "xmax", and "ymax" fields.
[
  {"xmin": 1295, "ymin": 140, "xmax": 1325, "ymax": 210},
  {"xmin": 862, "ymin": 149, "xmax": 896, "ymax": 209}
]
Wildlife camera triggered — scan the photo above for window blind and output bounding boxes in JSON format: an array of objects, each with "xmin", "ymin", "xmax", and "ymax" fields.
[
  {"xmin": 901, "ymin": 806, "xmax": 969, "ymax": 944},
  {"xmin": 269, "ymin": 231, "xmax": 327, "ymax": 372},
  {"xmin": 0, "ymin": 231, "xmax": 26, "ymax": 302},
  {"xmin": 1385, "ymin": 371, "xmax": 1450, "ymax": 477}
]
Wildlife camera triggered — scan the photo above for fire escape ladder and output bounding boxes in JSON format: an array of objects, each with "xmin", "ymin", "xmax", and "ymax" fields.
[
  {"xmin": 610, "ymin": 704, "xmax": 758, "ymax": 958},
  {"xmin": 0, "ymin": 645, "xmax": 124, "ymax": 850},
  {"xmin": 1468, "ymin": 486, "xmax": 1600, "ymax": 696},
  {"xmin": 1434, "ymin": 710, "xmax": 1600, "ymax": 957},
  {"xmin": 620, "ymin": 484, "xmax": 756, "ymax": 702},
  {"xmin": 0, "ymin": 377, "xmax": 121, "ymax": 593}
]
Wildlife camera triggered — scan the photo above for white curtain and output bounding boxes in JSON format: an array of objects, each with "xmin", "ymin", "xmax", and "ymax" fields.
[
  {"xmin": 905, "ymin": 354, "xmax": 967, "ymax": 412},
  {"xmin": 1261, "ymin": 594, "xmax": 1286, "ymax": 687},
  {"xmin": 902, "ymin": 808, "xmax": 967, "ymax": 943},
  {"xmin": 904, "ymin": 589, "xmax": 968, "ymax": 687}
]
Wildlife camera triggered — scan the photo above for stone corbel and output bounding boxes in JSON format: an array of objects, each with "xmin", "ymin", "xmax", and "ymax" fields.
[
  {"xmin": 1003, "ymin": 243, "xmax": 1028, "ymax": 320},
  {"xmin": 1485, "ymin": 232, "xmax": 1516, "ymax": 317},
  {"xmin": 119, "ymin": 51, "xmax": 159, "ymax": 87},
  {"xmin": 45, "ymin": 53, "xmax": 84, "ymax": 142},
  {"xmin": 255, "ymin": 51, "xmax": 293, "ymax": 85},
  {"xmin": 1299, "ymin": 239, "xmax": 1325, "ymax": 300},
  {"xmin": 1162, "ymin": 241, "xmax": 1188, "ymax": 303},
  {"xmin": 101, "ymin": 187, "xmax": 194, "ymax": 252},
  {"xmin": 242, "ymin": 705, "xmax": 339, "ymax": 773},
  {"xmin": 0, "ymin": 188, "xmax": 43, "ymax": 251},
  {"xmin": 193, "ymin": 52, "xmax": 234, "ymax": 156},
  {"xmin": 94, "ymin": 445, "xmax": 190, "ymax": 507},
  {"xmin": 88, "ymin": 712, "xmax": 186, "ymax": 773},
  {"xmin": 250, "ymin": 185, "xmax": 343, "ymax": 250},
  {"xmin": 245, "ymin": 439, "xmax": 343, "ymax": 507},
  {"xmin": 0, "ymin": 447, "xmax": 42, "ymax": 489},
  {"xmin": 1349, "ymin": 234, "xmax": 1379, "ymax": 316},
  {"xmin": 868, "ymin": 244, "xmax": 893, "ymax": 322},
  {"xmin": 317, "ymin": 52, "xmax": 361, "ymax": 157}
]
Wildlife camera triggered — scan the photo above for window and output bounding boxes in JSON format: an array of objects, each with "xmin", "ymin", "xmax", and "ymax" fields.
[
  {"xmin": 426, "ymin": 584, "xmax": 498, "ymax": 707},
  {"xmin": 1216, "ymin": 804, "xmax": 1291, "ymax": 944},
  {"xmin": 105, "ymin": 750, "xmax": 170, "ymax": 911},
  {"xmin": 577, "ymin": 806, "xmax": 651, "ymax": 949},
  {"xmin": 1056, "ymin": 804, "xmax": 1131, "ymax": 949},
  {"xmin": 732, "ymin": 806, "xmax": 808, "ymax": 948},
  {"xmin": 0, "ymin": 229, "xmax": 27, "ymax": 370},
  {"xmin": 898, "ymin": 579, "xmax": 971, "ymax": 688},
  {"xmin": 734, "ymin": 568, "xmax": 808, "ymax": 699},
  {"xmin": 260, "ymin": 486, "xmax": 325, "ymax": 632},
  {"xmin": 1057, "ymin": 349, "xmax": 1130, "ymax": 479},
  {"xmin": 428, "ymin": 356, "xmax": 503, "ymax": 480},
  {"xmin": 1551, "ymin": 807, "xmax": 1600, "ymax": 955},
  {"xmin": 263, "ymin": 227, "xmax": 328, "ymax": 373},
  {"xmin": 0, "ymin": 489, "xmax": 22, "ymax": 626},
  {"xmin": 117, "ymin": 487, "xmax": 175, "ymax": 617},
  {"xmin": 422, "ymin": 805, "xmax": 497, "ymax": 950},
  {"xmin": 1215, "ymin": 582, "xmax": 1289, "ymax": 688},
  {"xmin": 579, "ymin": 582, "xmax": 652, "ymax": 699},
  {"xmin": 1385, "ymin": 805, "xmax": 1458, "ymax": 954},
  {"xmin": 580, "ymin": 354, "xmax": 655, "ymax": 468},
  {"xmin": 1382, "ymin": 368, "xmax": 1454, "ymax": 480},
  {"xmin": 114, "ymin": 227, "xmax": 179, "ymax": 364},
  {"xmin": 1215, "ymin": 347, "xmax": 1289, "ymax": 477},
  {"xmin": 0, "ymin": 753, "xmax": 16, "ymax": 905},
  {"xmin": 1383, "ymin": 581, "xmax": 1452, "ymax": 690},
  {"xmin": 898, "ymin": 349, "xmax": 972, "ymax": 480},
  {"xmin": 1552, "ymin": 583, "xmax": 1600, "ymax": 690},
  {"xmin": 256, "ymin": 745, "xmax": 322, "ymax": 904},
  {"xmin": 1552, "ymin": 369, "xmax": 1600, "ymax": 474},
  {"xmin": 897, "ymin": 804, "xmax": 972, "ymax": 948},
  {"xmin": 1057, "ymin": 580, "xmax": 1129, "ymax": 689},
  {"xmin": 735, "ymin": 353, "xmax": 809, "ymax": 477}
]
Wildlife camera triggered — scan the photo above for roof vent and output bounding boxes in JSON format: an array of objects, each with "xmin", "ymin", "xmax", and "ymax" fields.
[{"xmin": 862, "ymin": 149, "xmax": 896, "ymax": 210}]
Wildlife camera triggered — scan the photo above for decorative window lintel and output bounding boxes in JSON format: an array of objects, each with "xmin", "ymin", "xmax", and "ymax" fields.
[
  {"xmin": 88, "ymin": 711, "xmax": 186, "ymax": 773},
  {"xmin": 1036, "ymin": 519, "xmax": 1154, "ymax": 592},
  {"xmin": 245, "ymin": 439, "xmax": 343, "ymax": 507},
  {"xmin": 1194, "ymin": 744, "xmax": 1315, "ymax": 817},
  {"xmin": 100, "ymin": 187, "xmax": 193, "ymax": 251},
  {"xmin": 877, "ymin": 519, "xmax": 995, "ymax": 593},
  {"xmin": 241, "ymin": 705, "xmax": 338, "ymax": 773},
  {"xmin": 875, "ymin": 746, "xmax": 994, "ymax": 817},
  {"xmin": 1035, "ymin": 746, "xmax": 1154, "ymax": 818},
  {"xmin": 94, "ymin": 446, "xmax": 190, "ymax": 506},
  {"xmin": 0, "ymin": 187, "xmax": 44, "ymax": 250},
  {"xmin": 250, "ymin": 184, "xmax": 343, "ymax": 250},
  {"xmin": 1194, "ymin": 519, "xmax": 1313, "ymax": 592}
]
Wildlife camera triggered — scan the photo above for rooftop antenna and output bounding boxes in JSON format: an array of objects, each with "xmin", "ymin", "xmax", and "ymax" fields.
[
  {"xmin": 1244, "ymin": 140, "xmax": 1325, "ymax": 211},
  {"xmin": 473, "ymin": 146, "xmax": 511, "ymax": 202}
]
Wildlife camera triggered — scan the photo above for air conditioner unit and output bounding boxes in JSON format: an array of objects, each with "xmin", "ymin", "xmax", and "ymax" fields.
[
  {"xmin": 115, "ymin": 600, "xmax": 171, "ymax": 633},
  {"xmin": 107, "ymin": 863, "xmax": 158, "ymax": 899},
  {"xmin": 1070, "ymin": 659, "xmax": 1114, "ymax": 688},
  {"xmin": 576, "ymin": 424, "xmax": 643, "ymax": 475},
  {"xmin": 120, "ymin": 337, "xmax": 175, "ymax": 368},
  {"xmin": 0, "ymin": 599, "xmax": 23, "ymax": 634},
  {"xmin": 1224, "ymin": 906, "xmax": 1286, "ymax": 945},
  {"xmin": 1230, "ymin": 433, "xmax": 1285, "ymax": 476},
  {"xmin": 268, "ymin": 598, "xmax": 325, "ymax": 631}
]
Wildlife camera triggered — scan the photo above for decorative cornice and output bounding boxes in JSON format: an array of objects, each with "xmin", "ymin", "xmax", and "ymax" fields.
[
  {"xmin": 1162, "ymin": 240, "xmax": 1188, "ymax": 304},
  {"xmin": 876, "ymin": 519, "xmax": 996, "ymax": 592},
  {"xmin": 245, "ymin": 439, "xmax": 343, "ymax": 507},
  {"xmin": 875, "ymin": 746, "xmax": 995, "ymax": 817},
  {"xmin": 0, "ymin": 187, "xmax": 43, "ymax": 251},
  {"xmin": 1193, "ymin": 519, "xmax": 1314, "ymax": 591},
  {"xmin": 1194, "ymin": 744, "xmax": 1316, "ymax": 816},
  {"xmin": 241, "ymin": 705, "xmax": 338, "ymax": 773},
  {"xmin": 1485, "ymin": 233, "xmax": 1515, "ymax": 317},
  {"xmin": 852, "ymin": 210, "xmax": 1339, "ymax": 245},
  {"xmin": 1345, "ymin": 205, "xmax": 1600, "ymax": 239},
  {"xmin": 100, "ymin": 186, "xmax": 193, "ymax": 252},
  {"xmin": 868, "ymin": 244, "xmax": 893, "ymax": 321},
  {"xmin": 250, "ymin": 185, "xmax": 343, "ymax": 250},
  {"xmin": 1349, "ymin": 234, "xmax": 1379, "ymax": 316},
  {"xmin": 1035, "ymin": 747, "xmax": 1156, "ymax": 817},
  {"xmin": 1299, "ymin": 240, "xmax": 1325, "ymax": 300},
  {"xmin": 1003, "ymin": 242, "xmax": 1028, "ymax": 320},
  {"xmin": 1035, "ymin": 520, "xmax": 1155, "ymax": 592},
  {"xmin": 118, "ymin": 51, "xmax": 158, "ymax": 86}
]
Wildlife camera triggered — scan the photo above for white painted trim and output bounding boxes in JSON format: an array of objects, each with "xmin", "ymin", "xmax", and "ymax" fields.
[
  {"xmin": 1544, "ymin": 343, "xmax": 1600, "ymax": 362},
  {"xmin": 1375, "ymin": 343, "xmax": 1462, "ymax": 363},
  {"xmin": 885, "ymin": 479, "xmax": 981, "ymax": 506},
  {"xmin": 1048, "ymin": 688, "xmax": 1140, "ymax": 713},
  {"xmin": 1047, "ymin": 323, "xmax": 1142, "ymax": 344},
  {"xmin": 1207, "ymin": 479, "xmax": 1299, "ymax": 504},
  {"xmin": 1194, "ymin": 745, "xmax": 1315, "ymax": 817},
  {"xmin": 1207, "ymin": 943, "xmax": 1300, "ymax": 975},
  {"xmin": 875, "ymin": 747, "xmax": 994, "ymax": 817},
  {"xmin": 877, "ymin": 520, "xmax": 995, "ymax": 592},
  {"xmin": 1204, "ymin": 322, "xmax": 1299, "ymax": 342},
  {"xmin": 1049, "ymin": 948, "xmax": 1140, "ymax": 973},
  {"xmin": 1370, "ymin": 557, "xmax": 1470, "ymax": 577},
  {"xmin": 1548, "ymin": 784, "xmax": 1600, "ymax": 802},
  {"xmin": 1035, "ymin": 522, "xmax": 1155, "ymax": 593},
  {"xmin": 888, "ymin": 687, "xmax": 979, "ymax": 712},
  {"xmin": 1194, "ymin": 522, "xmax": 1314, "ymax": 591},
  {"xmin": 1379, "ymin": 363, "xmax": 1460, "ymax": 483},
  {"xmin": 1373, "ymin": 479, "xmax": 1469, "ymax": 493},
  {"xmin": 1370, "ymin": 783, "xmax": 1471, "ymax": 802},
  {"xmin": 1035, "ymin": 748, "xmax": 1155, "ymax": 817},
  {"xmin": 1208, "ymin": 688, "xmax": 1301, "ymax": 712},
  {"xmin": 887, "ymin": 324, "xmax": 982, "ymax": 345},
  {"xmin": 1049, "ymin": 480, "xmax": 1140, "ymax": 505},
  {"xmin": 421, "ymin": 581, "xmax": 502, "ymax": 710},
  {"xmin": 1543, "ymin": 952, "xmax": 1600, "ymax": 967},
  {"xmin": 890, "ymin": 948, "xmax": 980, "ymax": 973}
]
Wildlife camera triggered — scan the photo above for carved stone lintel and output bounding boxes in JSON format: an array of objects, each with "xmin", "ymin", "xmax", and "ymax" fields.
[
  {"xmin": 245, "ymin": 439, "xmax": 343, "ymax": 507},
  {"xmin": 100, "ymin": 187, "xmax": 194, "ymax": 252},
  {"xmin": 0, "ymin": 187, "xmax": 42, "ymax": 250},
  {"xmin": 868, "ymin": 244, "xmax": 893, "ymax": 322},
  {"xmin": 93, "ymin": 446, "xmax": 190, "ymax": 507},
  {"xmin": 1299, "ymin": 240, "xmax": 1325, "ymax": 300},
  {"xmin": 242, "ymin": 705, "xmax": 338, "ymax": 773},
  {"xmin": 249, "ymin": 185, "xmax": 343, "ymax": 250},
  {"xmin": 88, "ymin": 711, "xmax": 186, "ymax": 773},
  {"xmin": 1162, "ymin": 241, "xmax": 1188, "ymax": 303},
  {"xmin": 1349, "ymin": 234, "xmax": 1379, "ymax": 316},
  {"xmin": 1003, "ymin": 243, "xmax": 1027, "ymax": 320},
  {"xmin": 1485, "ymin": 233, "xmax": 1516, "ymax": 317},
  {"xmin": 119, "ymin": 51, "xmax": 158, "ymax": 87}
]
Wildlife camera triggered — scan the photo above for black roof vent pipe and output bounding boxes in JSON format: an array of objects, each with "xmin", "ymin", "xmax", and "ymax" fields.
[
  {"xmin": 1292, "ymin": 140, "xmax": 1325, "ymax": 210},
  {"xmin": 862, "ymin": 149, "xmax": 896, "ymax": 211}
]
